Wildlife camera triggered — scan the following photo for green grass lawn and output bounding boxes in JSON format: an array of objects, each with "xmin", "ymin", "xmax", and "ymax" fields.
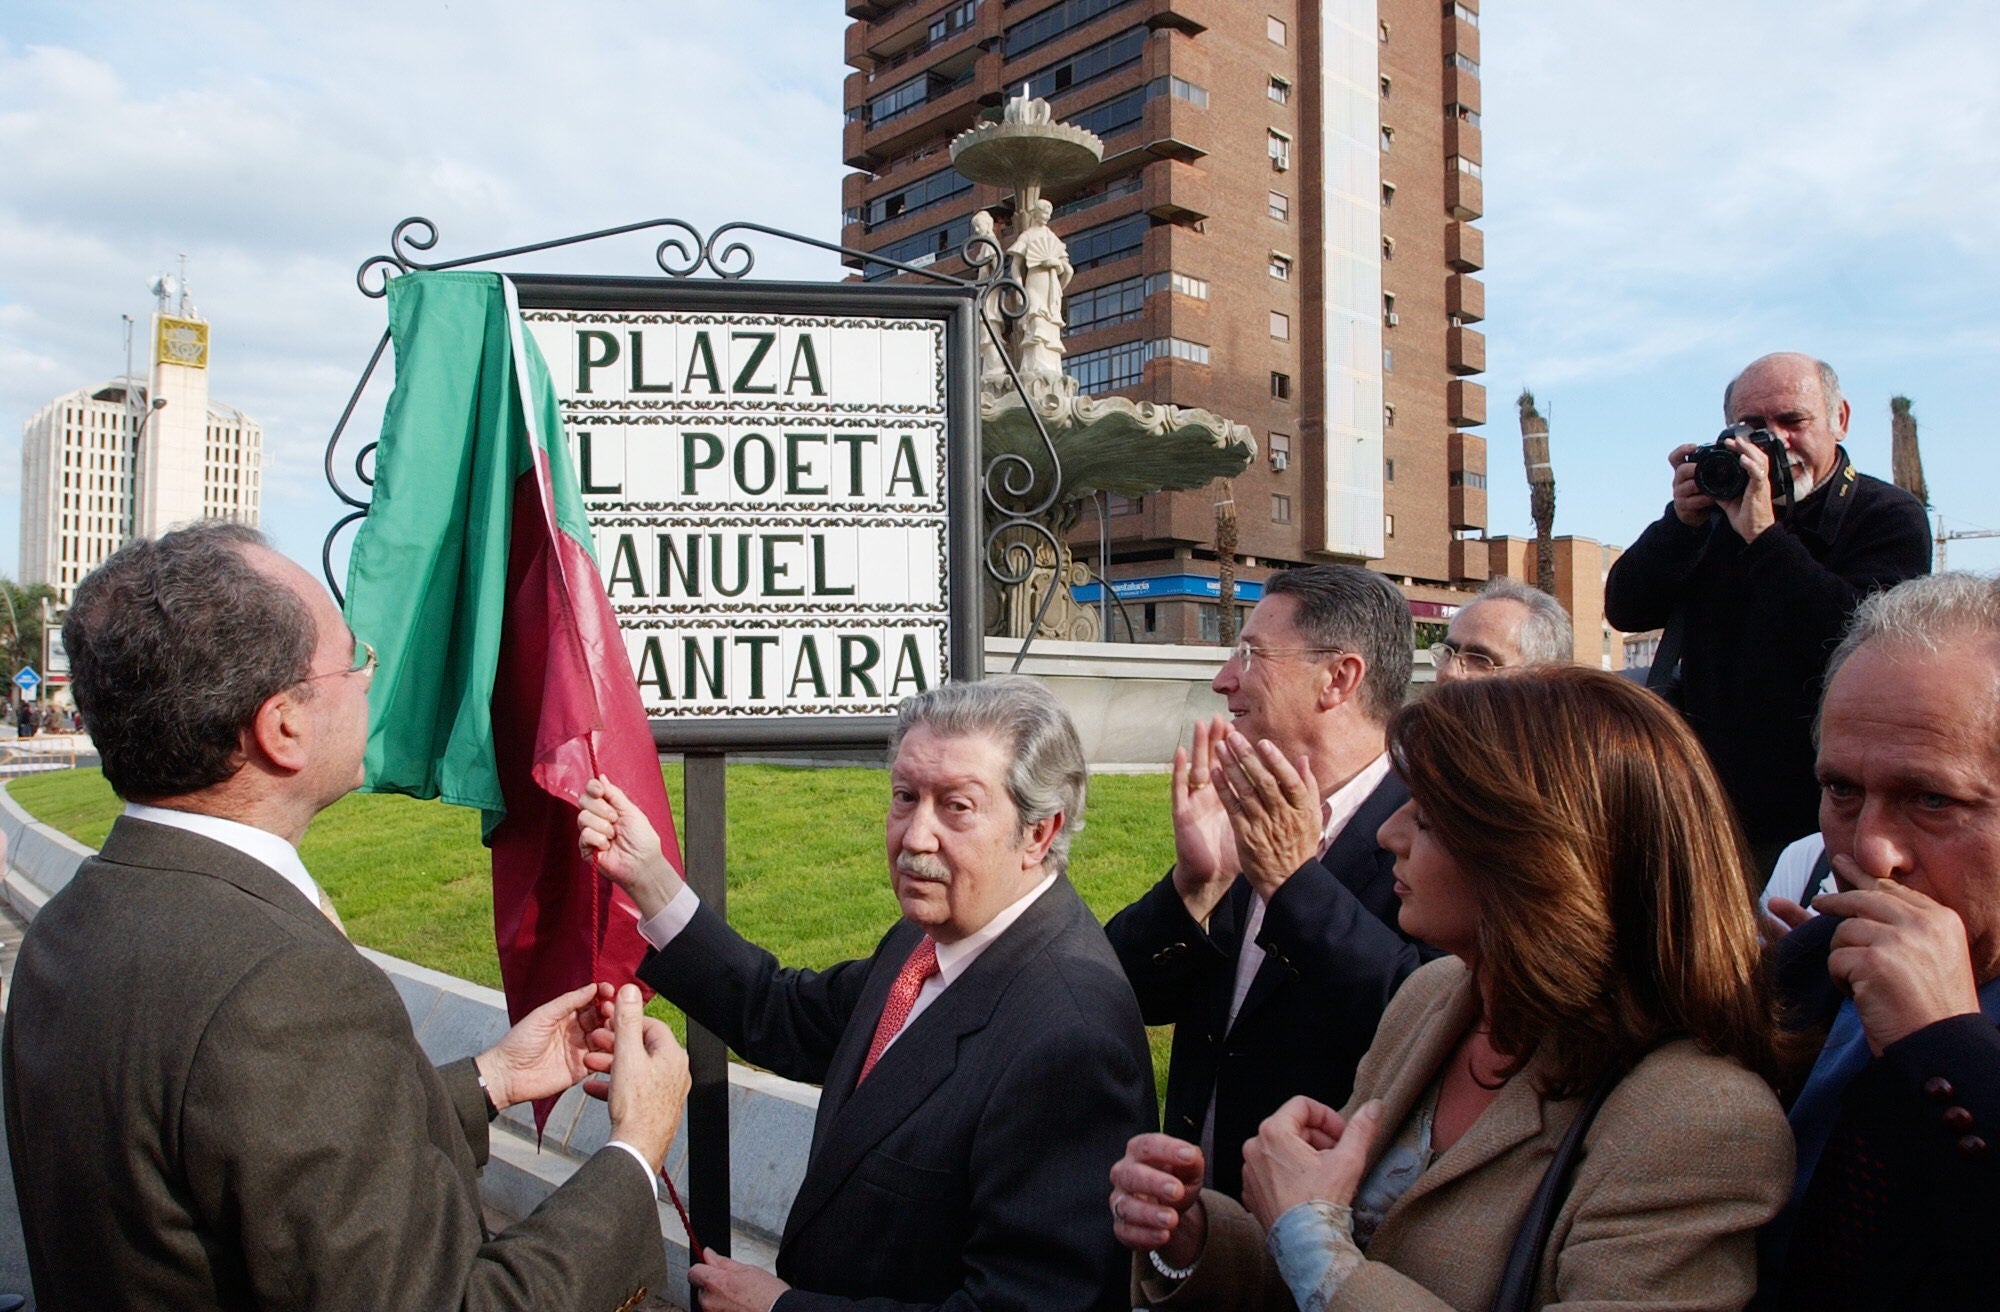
[{"xmin": 8, "ymin": 765, "xmax": 1179, "ymax": 1087}]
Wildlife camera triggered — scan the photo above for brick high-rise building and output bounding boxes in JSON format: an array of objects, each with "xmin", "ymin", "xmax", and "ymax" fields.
[{"xmin": 842, "ymin": 0, "xmax": 1489, "ymax": 643}]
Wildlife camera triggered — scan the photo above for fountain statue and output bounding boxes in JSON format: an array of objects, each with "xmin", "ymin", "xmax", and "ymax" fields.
[{"xmin": 950, "ymin": 91, "xmax": 1255, "ymax": 640}]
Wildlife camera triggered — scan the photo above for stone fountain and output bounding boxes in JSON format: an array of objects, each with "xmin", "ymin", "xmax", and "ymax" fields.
[{"xmin": 951, "ymin": 91, "xmax": 1255, "ymax": 641}]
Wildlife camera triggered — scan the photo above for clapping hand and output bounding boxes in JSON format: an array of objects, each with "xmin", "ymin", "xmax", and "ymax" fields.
[
  {"xmin": 1110, "ymin": 1134, "xmax": 1208, "ymax": 1270},
  {"xmin": 1241, "ymin": 1097, "xmax": 1383, "ymax": 1231},
  {"xmin": 1170, "ymin": 715, "xmax": 1242, "ymax": 923},
  {"xmin": 1213, "ymin": 730, "xmax": 1323, "ymax": 901}
]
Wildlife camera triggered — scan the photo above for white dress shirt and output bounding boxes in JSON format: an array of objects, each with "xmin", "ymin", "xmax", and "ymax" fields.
[{"xmin": 641, "ymin": 869, "xmax": 1061, "ymax": 1061}]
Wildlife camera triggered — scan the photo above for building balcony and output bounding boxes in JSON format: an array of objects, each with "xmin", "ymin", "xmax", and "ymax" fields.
[
  {"xmin": 1145, "ymin": 0, "xmax": 1218, "ymax": 36},
  {"xmin": 1445, "ymin": 15, "xmax": 1480, "ymax": 62},
  {"xmin": 1446, "ymin": 170, "xmax": 1483, "ymax": 221},
  {"xmin": 1447, "ymin": 325, "xmax": 1485, "ymax": 375},
  {"xmin": 1450, "ymin": 536, "xmax": 1491, "ymax": 582},
  {"xmin": 847, "ymin": 0, "xmax": 898, "ymax": 18},
  {"xmin": 1139, "ymin": 158, "xmax": 1210, "ymax": 225},
  {"xmin": 1447, "ymin": 380, "xmax": 1487, "ymax": 428},
  {"xmin": 1445, "ymin": 221, "xmax": 1483, "ymax": 271},
  {"xmin": 1442, "ymin": 67, "xmax": 1481, "ymax": 114},
  {"xmin": 855, "ymin": 0, "xmax": 997, "ymax": 77},
  {"xmin": 1444, "ymin": 118, "xmax": 1481, "ymax": 165},
  {"xmin": 1446, "ymin": 274, "xmax": 1485, "ymax": 322}
]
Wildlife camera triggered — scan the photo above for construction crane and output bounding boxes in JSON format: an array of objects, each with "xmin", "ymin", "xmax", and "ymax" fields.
[{"xmin": 1936, "ymin": 520, "xmax": 2000, "ymax": 569}]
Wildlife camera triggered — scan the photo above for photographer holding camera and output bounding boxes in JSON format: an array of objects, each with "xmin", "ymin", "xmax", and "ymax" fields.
[{"xmin": 1605, "ymin": 352, "xmax": 1929, "ymax": 876}]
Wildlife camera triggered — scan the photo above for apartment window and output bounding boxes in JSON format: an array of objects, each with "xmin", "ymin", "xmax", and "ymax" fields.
[
  {"xmin": 1267, "ymin": 15, "xmax": 1287, "ymax": 45},
  {"xmin": 1384, "ymin": 402, "xmax": 1395, "ymax": 427},
  {"xmin": 1268, "ymin": 252, "xmax": 1292, "ymax": 281},
  {"xmin": 1271, "ymin": 494, "xmax": 1293, "ymax": 523},
  {"xmin": 1051, "ymin": 171, "xmax": 1143, "ymax": 219},
  {"xmin": 1267, "ymin": 130, "xmax": 1291, "ymax": 171},
  {"xmin": 1385, "ymin": 457, "xmax": 1396, "ymax": 481},
  {"xmin": 1447, "ymin": 52, "xmax": 1481, "ymax": 75},
  {"xmin": 1003, "ymin": 0, "xmax": 1141, "ymax": 59},
  {"xmin": 1268, "ymin": 76, "xmax": 1291, "ymax": 104},
  {"xmin": 861, "ymin": 166, "xmax": 973, "ymax": 229},
  {"xmin": 1448, "ymin": 102, "xmax": 1481, "ymax": 126},
  {"xmin": 1269, "ymin": 431, "xmax": 1292, "ymax": 470},
  {"xmin": 1070, "ymin": 84, "xmax": 1153, "ymax": 139},
  {"xmin": 1067, "ymin": 212, "xmax": 1150, "ymax": 271},
  {"xmin": 1452, "ymin": 154, "xmax": 1483, "ymax": 177},
  {"xmin": 1108, "ymin": 493, "xmax": 1143, "ymax": 514},
  {"xmin": 1383, "ymin": 292, "xmax": 1397, "ymax": 325},
  {"xmin": 1159, "ymin": 270, "xmax": 1210, "ymax": 298},
  {"xmin": 1380, "ymin": 125, "xmax": 1394, "ymax": 152},
  {"xmin": 1162, "ymin": 75, "xmax": 1209, "ymax": 107},
  {"xmin": 1386, "ymin": 513, "xmax": 1396, "ymax": 536},
  {"xmin": 1022, "ymin": 25, "xmax": 1147, "ymax": 101},
  {"xmin": 1069, "ymin": 340, "xmax": 1149, "ymax": 394},
  {"xmin": 1449, "ymin": 469, "xmax": 1489, "ymax": 489},
  {"xmin": 1446, "ymin": 2, "xmax": 1479, "ymax": 27},
  {"xmin": 1380, "ymin": 74, "xmax": 1392, "ymax": 98},
  {"xmin": 1271, "ymin": 371, "xmax": 1292, "ymax": 399},
  {"xmin": 1066, "ymin": 273, "xmax": 1149, "ymax": 335},
  {"xmin": 1268, "ymin": 190, "xmax": 1290, "ymax": 221},
  {"xmin": 1143, "ymin": 602, "xmax": 1157, "ymax": 633},
  {"xmin": 929, "ymin": 0, "xmax": 978, "ymax": 44},
  {"xmin": 1382, "ymin": 235, "xmax": 1396, "ymax": 259},
  {"xmin": 1269, "ymin": 311, "xmax": 1290, "ymax": 340},
  {"xmin": 1383, "ymin": 348, "xmax": 1395, "ymax": 371},
  {"xmin": 1381, "ymin": 181, "xmax": 1396, "ymax": 206},
  {"xmin": 1380, "ymin": 20, "xmax": 1391, "ymax": 41}
]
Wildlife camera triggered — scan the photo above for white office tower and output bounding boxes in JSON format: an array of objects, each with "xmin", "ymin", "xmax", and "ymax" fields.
[{"xmin": 20, "ymin": 280, "xmax": 262, "ymax": 605}]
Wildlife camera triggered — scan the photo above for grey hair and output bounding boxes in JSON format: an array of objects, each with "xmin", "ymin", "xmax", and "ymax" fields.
[
  {"xmin": 1823, "ymin": 572, "xmax": 2000, "ymax": 695},
  {"xmin": 888, "ymin": 675, "xmax": 1088, "ymax": 877},
  {"xmin": 1473, "ymin": 578, "xmax": 1575, "ymax": 666},
  {"xmin": 1264, "ymin": 565, "xmax": 1414, "ymax": 722},
  {"xmin": 65, "ymin": 521, "xmax": 318, "ymax": 801},
  {"xmin": 1724, "ymin": 353, "xmax": 1844, "ymax": 421}
]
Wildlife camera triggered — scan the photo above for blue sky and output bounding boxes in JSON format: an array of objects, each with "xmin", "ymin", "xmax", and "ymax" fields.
[{"xmin": 4, "ymin": 0, "xmax": 1996, "ymax": 586}]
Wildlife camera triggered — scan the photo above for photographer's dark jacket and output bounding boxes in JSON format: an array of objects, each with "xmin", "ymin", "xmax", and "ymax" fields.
[{"xmin": 1604, "ymin": 449, "xmax": 1929, "ymax": 846}]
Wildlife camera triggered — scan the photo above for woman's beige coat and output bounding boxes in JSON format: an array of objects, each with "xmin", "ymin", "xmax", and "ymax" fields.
[{"xmin": 1144, "ymin": 958, "xmax": 1792, "ymax": 1312}]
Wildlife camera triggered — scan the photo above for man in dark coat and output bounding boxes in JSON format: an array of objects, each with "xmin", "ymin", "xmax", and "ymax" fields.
[
  {"xmin": 1761, "ymin": 573, "xmax": 2000, "ymax": 1310},
  {"xmin": 1105, "ymin": 565, "xmax": 1430, "ymax": 1200},
  {"xmin": 1606, "ymin": 352, "xmax": 1930, "ymax": 872},
  {"xmin": 580, "ymin": 675, "xmax": 1154, "ymax": 1312}
]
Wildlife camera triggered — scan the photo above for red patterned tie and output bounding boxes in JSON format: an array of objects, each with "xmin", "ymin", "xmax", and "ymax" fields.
[{"xmin": 858, "ymin": 936, "xmax": 940, "ymax": 1084}]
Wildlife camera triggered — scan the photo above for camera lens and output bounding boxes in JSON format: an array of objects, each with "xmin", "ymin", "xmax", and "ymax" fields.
[{"xmin": 1691, "ymin": 445, "xmax": 1749, "ymax": 501}]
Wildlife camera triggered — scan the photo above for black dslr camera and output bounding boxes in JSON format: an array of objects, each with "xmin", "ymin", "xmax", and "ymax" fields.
[{"xmin": 1684, "ymin": 423, "xmax": 1792, "ymax": 504}]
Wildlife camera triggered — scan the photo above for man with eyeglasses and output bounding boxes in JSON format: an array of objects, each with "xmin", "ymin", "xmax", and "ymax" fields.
[
  {"xmin": 1106, "ymin": 565, "xmax": 1432, "ymax": 1200},
  {"xmin": 5, "ymin": 522, "xmax": 686, "ymax": 1311},
  {"xmin": 1430, "ymin": 577, "xmax": 1574, "ymax": 683}
]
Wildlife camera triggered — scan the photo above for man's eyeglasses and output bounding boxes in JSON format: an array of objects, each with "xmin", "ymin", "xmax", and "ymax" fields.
[
  {"xmin": 305, "ymin": 640, "xmax": 377, "ymax": 684},
  {"xmin": 1428, "ymin": 641, "xmax": 1500, "ymax": 675},
  {"xmin": 1229, "ymin": 640, "xmax": 1347, "ymax": 673}
]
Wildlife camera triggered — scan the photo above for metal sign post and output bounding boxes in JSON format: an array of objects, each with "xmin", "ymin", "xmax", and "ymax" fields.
[{"xmin": 324, "ymin": 217, "xmax": 1067, "ymax": 1284}]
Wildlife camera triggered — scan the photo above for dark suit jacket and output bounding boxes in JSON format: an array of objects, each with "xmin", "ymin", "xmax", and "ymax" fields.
[
  {"xmin": 2, "ymin": 816, "xmax": 666, "ymax": 1312},
  {"xmin": 1104, "ymin": 773, "xmax": 1427, "ymax": 1198},
  {"xmin": 638, "ymin": 877, "xmax": 1153, "ymax": 1312},
  {"xmin": 1762, "ymin": 912, "xmax": 2000, "ymax": 1310}
]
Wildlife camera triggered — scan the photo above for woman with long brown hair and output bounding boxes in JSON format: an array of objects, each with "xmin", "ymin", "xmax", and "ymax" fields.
[{"xmin": 1112, "ymin": 667, "xmax": 1792, "ymax": 1311}]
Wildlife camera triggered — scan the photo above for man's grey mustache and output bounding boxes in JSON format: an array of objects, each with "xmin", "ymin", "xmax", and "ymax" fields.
[{"xmin": 896, "ymin": 854, "xmax": 950, "ymax": 882}]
